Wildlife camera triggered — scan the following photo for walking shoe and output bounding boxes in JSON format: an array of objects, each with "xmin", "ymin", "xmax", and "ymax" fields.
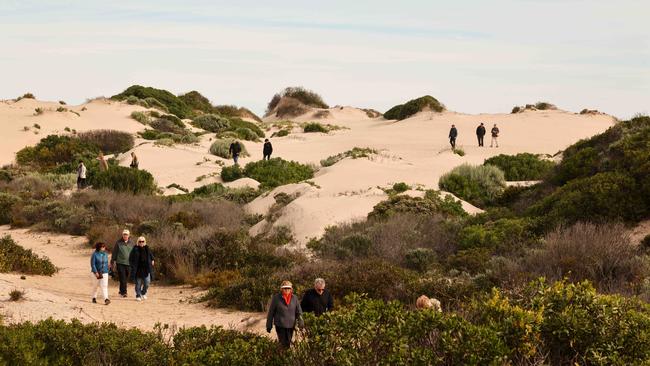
[
  {"xmin": 92, "ymin": 298, "xmax": 97, "ymax": 304},
  {"xmin": 142, "ymin": 295, "xmax": 147, "ymax": 300},
  {"xmin": 105, "ymin": 299, "xmax": 111, "ymax": 305},
  {"xmin": 121, "ymin": 293, "xmax": 127, "ymax": 298},
  {"xmin": 136, "ymin": 296, "xmax": 142, "ymax": 302}
]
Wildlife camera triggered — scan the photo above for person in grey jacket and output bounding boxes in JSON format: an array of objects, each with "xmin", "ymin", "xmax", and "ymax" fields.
[
  {"xmin": 111, "ymin": 229, "xmax": 134, "ymax": 297},
  {"xmin": 266, "ymin": 280, "xmax": 304, "ymax": 348}
]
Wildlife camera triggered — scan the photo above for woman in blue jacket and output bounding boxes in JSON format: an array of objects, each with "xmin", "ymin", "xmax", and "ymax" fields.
[{"xmin": 90, "ymin": 242, "xmax": 110, "ymax": 305}]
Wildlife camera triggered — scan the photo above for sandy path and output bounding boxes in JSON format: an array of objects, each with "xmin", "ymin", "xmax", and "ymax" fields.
[{"xmin": 0, "ymin": 226, "xmax": 266, "ymax": 334}]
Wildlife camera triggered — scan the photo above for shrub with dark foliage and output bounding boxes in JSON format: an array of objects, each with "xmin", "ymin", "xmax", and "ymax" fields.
[
  {"xmin": 384, "ymin": 95, "xmax": 445, "ymax": 120},
  {"xmin": 77, "ymin": 130, "xmax": 134, "ymax": 155},
  {"xmin": 112, "ymin": 85, "xmax": 193, "ymax": 118},
  {"xmin": 89, "ymin": 166, "xmax": 156, "ymax": 194},
  {"xmin": 484, "ymin": 153, "xmax": 554, "ymax": 181}
]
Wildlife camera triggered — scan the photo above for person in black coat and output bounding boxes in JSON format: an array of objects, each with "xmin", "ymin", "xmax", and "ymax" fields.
[
  {"xmin": 448, "ymin": 125, "xmax": 458, "ymax": 149},
  {"xmin": 263, "ymin": 139, "xmax": 273, "ymax": 160},
  {"xmin": 301, "ymin": 278, "xmax": 334, "ymax": 316},
  {"xmin": 228, "ymin": 140, "xmax": 242, "ymax": 165},
  {"xmin": 129, "ymin": 236, "xmax": 155, "ymax": 301},
  {"xmin": 476, "ymin": 123, "xmax": 486, "ymax": 147}
]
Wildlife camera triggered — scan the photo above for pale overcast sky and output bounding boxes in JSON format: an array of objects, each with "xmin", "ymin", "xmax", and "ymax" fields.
[{"xmin": 1, "ymin": 0, "xmax": 648, "ymax": 118}]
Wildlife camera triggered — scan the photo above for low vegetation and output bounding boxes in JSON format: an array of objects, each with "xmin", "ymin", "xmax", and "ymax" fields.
[
  {"xmin": 266, "ymin": 86, "xmax": 329, "ymax": 116},
  {"xmin": 384, "ymin": 95, "xmax": 445, "ymax": 120},
  {"xmin": 221, "ymin": 158, "xmax": 314, "ymax": 189},
  {"xmin": 438, "ymin": 164, "xmax": 506, "ymax": 207},
  {"xmin": 511, "ymin": 102, "xmax": 558, "ymax": 113},
  {"xmin": 484, "ymin": 153, "xmax": 554, "ymax": 181},
  {"xmin": 77, "ymin": 130, "xmax": 134, "ymax": 155},
  {"xmin": 89, "ymin": 166, "xmax": 157, "ymax": 195},
  {"xmin": 320, "ymin": 147, "xmax": 377, "ymax": 167},
  {"xmin": 209, "ymin": 138, "xmax": 250, "ymax": 159},
  {"xmin": 0, "ymin": 236, "xmax": 57, "ymax": 275},
  {"xmin": 112, "ymin": 85, "xmax": 191, "ymax": 118}
]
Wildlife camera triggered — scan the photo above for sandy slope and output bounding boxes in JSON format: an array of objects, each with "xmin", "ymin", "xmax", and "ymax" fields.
[{"xmin": 0, "ymin": 226, "xmax": 266, "ymax": 333}]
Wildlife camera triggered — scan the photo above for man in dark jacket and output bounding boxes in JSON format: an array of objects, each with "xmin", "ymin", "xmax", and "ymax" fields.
[
  {"xmin": 266, "ymin": 280, "xmax": 304, "ymax": 348},
  {"xmin": 129, "ymin": 236, "xmax": 155, "ymax": 301},
  {"xmin": 228, "ymin": 140, "xmax": 242, "ymax": 165},
  {"xmin": 448, "ymin": 124, "xmax": 458, "ymax": 149},
  {"xmin": 301, "ymin": 278, "xmax": 334, "ymax": 316},
  {"xmin": 263, "ymin": 139, "xmax": 273, "ymax": 160},
  {"xmin": 476, "ymin": 123, "xmax": 486, "ymax": 147},
  {"xmin": 490, "ymin": 123, "xmax": 500, "ymax": 148},
  {"xmin": 111, "ymin": 229, "xmax": 134, "ymax": 297}
]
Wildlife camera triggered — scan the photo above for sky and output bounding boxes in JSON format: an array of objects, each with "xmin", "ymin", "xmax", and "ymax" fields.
[{"xmin": 1, "ymin": 0, "xmax": 648, "ymax": 119}]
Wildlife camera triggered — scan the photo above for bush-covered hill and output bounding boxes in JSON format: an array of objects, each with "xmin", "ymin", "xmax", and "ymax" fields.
[
  {"xmin": 112, "ymin": 85, "xmax": 193, "ymax": 119},
  {"xmin": 384, "ymin": 95, "xmax": 445, "ymax": 120},
  {"xmin": 265, "ymin": 86, "xmax": 329, "ymax": 117}
]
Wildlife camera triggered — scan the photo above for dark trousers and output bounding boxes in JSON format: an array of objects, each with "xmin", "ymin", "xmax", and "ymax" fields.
[
  {"xmin": 77, "ymin": 177, "xmax": 86, "ymax": 189},
  {"xmin": 275, "ymin": 327, "xmax": 294, "ymax": 348},
  {"xmin": 477, "ymin": 135, "xmax": 484, "ymax": 146},
  {"xmin": 116, "ymin": 264, "xmax": 130, "ymax": 295},
  {"xmin": 263, "ymin": 154, "xmax": 271, "ymax": 160},
  {"xmin": 449, "ymin": 137, "xmax": 456, "ymax": 149}
]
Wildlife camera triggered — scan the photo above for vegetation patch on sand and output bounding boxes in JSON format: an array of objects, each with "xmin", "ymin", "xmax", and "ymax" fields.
[
  {"xmin": 221, "ymin": 158, "xmax": 314, "ymax": 189},
  {"xmin": 266, "ymin": 86, "xmax": 329, "ymax": 118},
  {"xmin": 438, "ymin": 164, "xmax": 506, "ymax": 208},
  {"xmin": 0, "ymin": 235, "xmax": 57, "ymax": 275},
  {"xmin": 320, "ymin": 147, "xmax": 378, "ymax": 167},
  {"xmin": 484, "ymin": 153, "xmax": 554, "ymax": 181},
  {"xmin": 384, "ymin": 95, "xmax": 445, "ymax": 120}
]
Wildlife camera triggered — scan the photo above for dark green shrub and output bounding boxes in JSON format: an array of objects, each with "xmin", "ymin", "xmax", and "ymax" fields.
[
  {"xmin": 15, "ymin": 135, "xmax": 99, "ymax": 173},
  {"xmin": 457, "ymin": 218, "xmax": 533, "ymax": 254},
  {"xmin": 234, "ymin": 127, "xmax": 258, "ymax": 141},
  {"xmin": 303, "ymin": 122, "xmax": 328, "ymax": 133},
  {"xmin": 228, "ymin": 118, "xmax": 265, "ymax": 138},
  {"xmin": 266, "ymin": 86, "xmax": 329, "ymax": 114},
  {"xmin": 0, "ymin": 235, "xmax": 57, "ymax": 275},
  {"xmin": 220, "ymin": 165, "xmax": 244, "ymax": 182},
  {"xmin": 159, "ymin": 114, "xmax": 184, "ymax": 127},
  {"xmin": 178, "ymin": 90, "xmax": 214, "ymax": 114},
  {"xmin": 112, "ymin": 85, "xmax": 192, "ymax": 118},
  {"xmin": 392, "ymin": 182, "xmax": 410, "ymax": 193},
  {"xmin": 271, "ymin": 129, "xmax": 290, "ymax": 138},
  {"xmin": 191, "ymin": 114, "xmax": 230, "ymax": 132},
  {"xmin": 320, "ymin": 147, "xmax": 377, "ymax": 167},
  {"xmin": 534, "ymin": 101, "xmax": 556, "ymax": 110},
  {"xmin": 19, "ymin": 93, "xmax": 35, "ymax": 99},
  {"xmin": 77, "ymin": 130, "xmax": 134, "ymax": 154},
  {"xmin": 89, "ymin": 166, "xmax": 156, "ymax": 194},
  {"xmin": 150, "ymin": 118, "xmax": 186, "ymax": 134},
  {"xmin": 209, "ymin": 139, "xmax": 250, "ymax": 159},
  {"xmin": 511, "ymin": 106, "xmax": 522, "ymax": 113},
  {"xmin": 242, "ymin": 158, "xmax": 314, "ymax": 189},
  {"xmin": 9, "ymin": 289, "xmax": 24, "ymax": 301},
  {"xmin": 190, "ymin": 183, "xmax": 260, "ymax": 204},
  {"xmin": 484, "ymin": 153, "xmax": 554, "ymax": 181},
  {"xmin": 0, "ymin": 193, "xmax": 20, "ymax": 224},
  {"xmin": 130, "ymin": 111, "xmax": 150, "ymax": 124},
  {"xmin": 368, "ymin": 190, "xmax": 466, "ymax": 220},
  {"xmin": 404, "ymin": 248, "xmax": 436, "ymax": 272},
  {"xmin": 439, "ymin": 164, "xmax": 506, "ymax": 207},
  {"xmin": 384, "ymin": 95, "xmax": 445, "ymax": 120}
]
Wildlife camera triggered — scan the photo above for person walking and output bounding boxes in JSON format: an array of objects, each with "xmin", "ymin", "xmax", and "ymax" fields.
[
  {"xmin": 229, "ymin": 140, "xmax": 242, "ymax": 165},
  {"xmin": 130, "ymin": 152, "xmax": 139, "ymax": 169},
  {"xmin": 266, "ymin": 280, "xmax": 304, "ymax": 348},
  {"xmin": 129, "ymin": 236, "xmax": 155, "ymax": 301},
  {"xmin": 490, "ymin": 124, "xmax": 500, "ymax": 148},
  {"xmin": 301, "ymin": 278, "xmax": 334, "ymax": 316},
  {"xmin": 98, "ymin": 151, "xmax": 109, "ymax": 171},
  {"xmin": 476, "ymin": 123, "xmax": 486, "ymax": 147},
  {"xmin": 111, "ymin": 229, "xmax": 134, "ymax": 298},
  {"xmin": 448, "ymin": 124, "xmax": 458, "ymax": 149},
  {"xmin": 77, "ymin": 160, "xmax": 87, "ymax": 189},
  {"xmin": 263, "ymin": 139, "xmax": 273, "ymax": 160},
  {"xmin": 90, "ymin": 242, "xmax": 111, "ymax": 305}
]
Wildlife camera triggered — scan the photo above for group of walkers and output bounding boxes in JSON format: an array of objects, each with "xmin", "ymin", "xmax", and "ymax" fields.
[
  {"xmin": 228, "ymin": 138, "xmax": 274, "ymax": 165},
  {"xmin": 90, "ymin": 229, "xmax": 155, "ymax": 305},
  {"xmin": 448, "ymin": 122, "xmax": 500, "ymax": 150}
]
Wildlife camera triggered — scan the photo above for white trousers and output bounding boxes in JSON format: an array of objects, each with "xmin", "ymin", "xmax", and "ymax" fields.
[{"xmin": 92, "ymin": 273, "xmax": 109, "ymax": 300}]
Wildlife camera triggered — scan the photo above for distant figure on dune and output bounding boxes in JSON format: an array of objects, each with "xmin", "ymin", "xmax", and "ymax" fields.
[
  {"xmin": 90, "ymin": 242, "xmax": 110, "ymax": 305},
  {"xmin": 301, "ymin": 278, "xmax": 334, "ymax": 316},
  {"xmin": 111, "ymin": 229, "xmax": 134, "ymax": 298},
  {"xmin": 263, "ymin": 138, "xmax": 273, "ymax": 160},
  {"xmin": 98, "ymin": 151, "xmax": 109, "ymax": 171},
  {"xmin": 476, "ymin": 123, "xmax": 486, "ymax": 147},
  {"xmin": 229, "ymin": 140, "xmax": 242, "ymax": 165},
  {"xmin": 448, "ymin": 124, "xmax": 458, "ymax": 149},
  {"xmin": 130, "ymin": 152, "xmax": 139, "ymax": 169},
  {"xmin": 415, "ymin": 295, "xmax": 442, "ymax": 312},
  {"xmin": 129, "ymin": 236, "xmax": 155, "ymax": 302},
  {"xmin": 490, "ymin": 124, "xmax": 500, "ymax": 148},
  {"xmin": 77, "ymin": 160, "xmax": 87, "ymax": 189}
]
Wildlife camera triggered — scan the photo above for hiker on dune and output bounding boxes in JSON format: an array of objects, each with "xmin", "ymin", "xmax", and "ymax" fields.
[
  {"xmin": 111, "ymin": 229, "xmax": 134, "ymax": 298},
  {"xmin": 129, "ymin": 236, "xmax": 155, "ymax": 302},
  {"xmin": 266, "ymin": 280, "xmax": 304, "ymax": 348},
  {"xmin": 90, "ymin": 242, "xmax": 110, "ymax": 305},
  {"xmin": 448, "ymin": 124, "xmax": 458, "ymax": 149}
]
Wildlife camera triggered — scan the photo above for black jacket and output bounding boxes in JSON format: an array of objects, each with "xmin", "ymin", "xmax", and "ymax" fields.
[
  {"xmin": 449, "ymin": 127, "xmax": 458, "ymax": 139},
  {"xmin": 301, "ymin": 288, "xmax": 334, "ymax": 316},
  {"xmin": 476, "ymin": 125, "xmax": 486, "ymax": 136},
  {"xmin": 491, "ymin": 127, "xmax": 500, "ymax": 137},
  {"xmin": 229, "ymin": 142, "xmax": 242, "ymax": 155},
  {"xmin": 129, "ymin": 245, "xmax": 154, "ymax": 281},
  {"xmin": 263, "ymin": 141, "xmax": 273, "ymax": 155}
]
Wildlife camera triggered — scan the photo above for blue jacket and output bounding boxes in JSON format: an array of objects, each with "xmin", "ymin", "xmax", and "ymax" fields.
[{"xmin": 91, "ymin": 251, "xmax": 109, "ymax": 274}]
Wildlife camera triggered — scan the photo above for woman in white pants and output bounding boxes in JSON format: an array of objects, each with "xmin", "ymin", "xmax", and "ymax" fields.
[{"xmin": 90, "ymin": 242, "xmax": 111, "ymax": 305}]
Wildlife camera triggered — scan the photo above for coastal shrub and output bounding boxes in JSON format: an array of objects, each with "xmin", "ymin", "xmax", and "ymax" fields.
[
  {"xmin": 271, "ymin": 129, "xmax": 290, "ymax": 138},
  {"xmin": 511, "ymin": 106, "xmax": 522, "ymax": 113},
  {"xmin": 403, "ymin": 248, "xmax": 437, "ymax": 272},
  {"xmin": 439, "ymin": 164, "xmax": 506, "ymax": 207},
  {"xmin": 534, "ymin": 101, "xmax": 556, "ymax": 110},
  {"xmin": 368, "ymin": 190, "xmax": 466, "ymax": 220},
  {"xmin": 228, "ymin": 118, "xmax": 265, "ymax": 138},
  {"xmin": 303, "ymin": 122, "xmax": 328, "ymax": 133},
  {"xmin": 234, "ymin": 127, "xmax": 258, "ymax": 141},
  {"xmin": 150, "ymin": 118, "xmax": 186, "ymax": 134},
  {"xmin": 0, "ymin": 235, "xmax": 57, "ymax": 275},
  {"xmin": 178, "ymin": 90, "xmax": 214, "ymax": 114},
  {"xmin": 112, "ymin": 85, "xmax": 192, "ymax": 118},
  {"xmin": 191, "ymin": 114, "xmax": 230, "ymax": 132},
  {"xmin": 139, "ymin": 129, "xmax": 198, "ymax": 144},
  {"xmin": 9, "ymin": 289, "xmax": 24, "ymax": 301},
  {"xmin": 220, "ymin": 165, "xmax": 244, "ymax": 182},
  {"xmin": 242, "ymin": 158, "xmax": 314, "ymax": 189},
  {"xmin": 484, "ymin": 153, "xmax": 554, "ymax": 181},
  {"xmin": 266, "ymin": 86, "xmax": 328, "ymax": 114},
  {"xmin": 209, "ymin": 139, "xmax": 250, "ymax": 159},
  {"xmin": 453, "ymin": 148, "xmax": 465, "ymax": 156},
  {"xmin": 274, "ymin": 98, "xmax": 308, "ymax": 117},
  {"xmin": 392, "ymin": 182, "xmax": 410, "ymax": 193},
  {"xmin": 320, "ymin": 147, "xmax": 377, "ymax": 167},
  {"xmin": 384, "ymin": 95, "xmax": 445, "ymax": 120},
  {"xmin": 154, "ymin": 138, "xmax": 175, "ymax": 147},
  {"xmin": 190, "ymin": 183, "xmax": 260, "ymax": 204},
  {"xmin": 15, "ymin": 135, "xmax": 99, "ymax": 173},
  {"xmin": 457, "ymin": 218, "xmax": 534, "ymax": 255},
  {"xmin": 130, "ymin": 111, "xmax": 150, "ymax": 124},
  {"xmin": 77, "ymin": 130, "xmax": 134, "ymax": 154},
  {"xmin": 89, "ymin": 166, "xmax": 156, "ymax": 194},
  {"xmin": 159, "ymin": 114, "xmax": 184, "ymax": 127},
  {"xmin": 0, "ymin": 193, "xmax": 20, "ymax": 224},
  {"xmin": 19, "ymin": 93, "xmax": 35, "ymax": 100}
]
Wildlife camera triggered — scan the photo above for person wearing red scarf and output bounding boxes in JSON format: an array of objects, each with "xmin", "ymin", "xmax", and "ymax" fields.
[{"xmin": 266, "ymin": 280, "xmax": 304, "ymax": 348}]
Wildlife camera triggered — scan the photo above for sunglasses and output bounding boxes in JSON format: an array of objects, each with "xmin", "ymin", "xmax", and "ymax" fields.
[{"xmin": 138, "ymin": 241, "xmax": 145, "ymax": 243}]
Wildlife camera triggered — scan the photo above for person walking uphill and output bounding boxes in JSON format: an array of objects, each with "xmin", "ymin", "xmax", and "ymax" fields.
[
  {"xmin": 263, "ymin": 139, "xmax": 273, "ymax": 160},
  {"xmin": 90, "ymin": 242, "xmax": 110, "ymax": 305},
  {"xmin": 129, "ymin": 236, "xmax": 155, "ymax": 301},
  {"xmin": 77, "ymin": 160, "xmax": 86, "ymax": 189},
  {"xmin": 111, "ymin": 229, "xmax": 134, "ymax": 298},
  {"xmin": 301, "ymin": 278, "xmax": 334, "ymax": 316},
  {"xmin": 266, "ymin": 280, "xmax": 304, "ymax": 348},
  {"xmin": 448, "ymin": 124, "xmax": 458, "ymax": 149},
  {"xmin": 490, "ymin": 123, "xmax": 500, "ymax": 148},
  {"xmin": 130, "ymin": 152, "xmax": 139, "ymax": 169},
  {"xmin": 476, "ymin": 123, "xmax": 486, "ymax": 147},
  {"xmin": 229, "ymin": 140, "xmax": 242, "ymax": 165}
]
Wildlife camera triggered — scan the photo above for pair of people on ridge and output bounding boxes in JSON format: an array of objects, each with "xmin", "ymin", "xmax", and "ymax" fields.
[
  {"xmin": 266, "ymin": 278, "xmax": 334, "ymax": 348},
  {"xmin": 228, "ymin": 139, "xmax": 274, "ymax": 164},
  {"xmin": 448, "ymin": 123, "xmax": 500, "ymax": 149}
]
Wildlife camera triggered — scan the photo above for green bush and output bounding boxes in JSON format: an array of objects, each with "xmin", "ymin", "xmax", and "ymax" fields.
[
  {"xmin": 439, "ymin": 164, "xmax": 506, "ymax": 207},
  {"xmin": 266, "ymin": 86, "xmax": 329, "ymax": 114},
  {"xmin": 241, "ymin": 158, "xmax": 314, "ymax": 189},
  {"xmin": 130, "ymin": 111, "xmax": 150, "ymax": 124},
  {"xmin": 227, "ymin": 118, "xmax": 265, "ymax": 138},
  {"xmin": 178, "ymin": 90, "xmax": 214, "ymax": 114},
  {"xmin": 220, "ymin": 165, "xmax": 244, "ymax": 182},
  {"xmin": 384, "ymin": 95, "xmax": 445, "ymax": 120},
  {"xmin": 271, "ymin": 129, "xmax": 290, "ymax": 138},
  {"xmin": 89, "ymin": 166, "xmax": 157, "ymax": 194},
  {"xmin": 15, "ymin": 135, "xmax": 99, "ymax": 173},
  {"xmin": 190, "ymin": 183, "xmax": 260, "ymax": 204},
  {"xmin": 150, "ymin": 118, "xmax": 186, "ymax": 134},
  {"xmin": 0, "ymin": 193, "xmax": 20, "ymax": 225},
  {"xmin": 234, "ymin": 127, "xmax": 258, "ymax": 141},
  {"xmin": 392, "ymin": 182, "xmax": 410, "ymax": 193},
  {"xmin": 403, "ymin": 248, "xmax": 436, "ymax": 272},
  {"xmin": 484, "ymin": 153, "xmax": 554, "ymax": 181},
  {"xmin": 191, "ymin": 114, "xmax": 230, "ymax": 132},
  {"xmin": 77, "ymin": 130, "xmax": 134, "ymax": 155},
  {"xmin": 303, "ymin": 122, "xmax": 328, "ymax": 133},
  {"xmin": 320, "ymin": 147, "xmax": 377, "ymax": 167},
  {"xmin": 368, "ymin": 190, "xmax": 467, "ymax": 220},
  {"xmin": 534, "ymin": 101, "xmax": 556, "ymax": 110},
  {"xmin": 209, "ymin": 139, "xmax": 250, "ymax": 159},
  {"xmin": 0, "ymin": 235, "xmax": 57, "ymax": 275},
  {"xmin": 112, "ymin": 85, "xmax": 192, "ymax": 118},
  {"xmin": 139, "ymin": 129, "xmax": 198, "ymax": 144}
]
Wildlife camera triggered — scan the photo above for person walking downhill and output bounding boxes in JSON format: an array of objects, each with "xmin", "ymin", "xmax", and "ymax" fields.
[
  {"xmin": 490, "ymin": 124, "xmax": 500, "ymax": 148},
  {"xmin": 129, "ymin": 236, "xmax": 155, "ymax": 301},
  {"xmin": 448, "ymin": 124, "xmax": 458, "ymax": 149},
  {"xmin": 266, "ymin": 280, "xmax": 304, "ymax": 348},
  {"xmin": 301, "ymin": 278, "xmax": 334, "ymax": 316},
  {"xmin": 111, "ymin": 229, "xmax": 134, "ymax": 298},
  {"xmin": 229, "ymin": 140, "xmax": 242, "ymax": 165},
  {"xmin": 77, "ymin": 160, "xmax": 87, "ymax": 189},
  {"xmin": 98, "ymin": 151, "xmax": 109, "ymax": 171},
  {"xmin": 90, "ymin": 242, "xmax": 111, "ymax": 305},
  {"xmin": 476, "ymin": 123, "xmax": 486, "ymax": 147},
  {"xmin": 130, "ymin": 152, "xmax": 139, "ymax": 169},
  {"xmin": 263, "ymin": 138, "xmax": 273, "ymax": 160}
]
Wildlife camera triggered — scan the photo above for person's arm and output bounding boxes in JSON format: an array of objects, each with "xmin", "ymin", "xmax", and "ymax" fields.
[
  {"xmin": 300, "ymin": 292, "xmax": 311, "ymax": 313},
  {"xmin": 110, "ymin": 242, "xmax": 118, "ymax": 267},
  {"xmin": 296, "ymin": 299, "xmax": 304, "ymax": 328},
  {"xmin": 90, "ymin": 253, "xmax": 98, "ymax": 274},
  {"xmin": 266, "ymin": 295, "xmax": 277, "ymax": 332}
]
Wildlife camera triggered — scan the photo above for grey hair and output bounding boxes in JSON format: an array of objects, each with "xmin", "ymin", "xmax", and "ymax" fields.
[{"xmin": 314, "ymin": 278, "xmax": 326, "ymax": 287}]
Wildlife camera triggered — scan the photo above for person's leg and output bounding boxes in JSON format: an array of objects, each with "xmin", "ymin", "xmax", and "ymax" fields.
[
  {"xmin": 117, "ymin": 264, "xmax": 128, "ymax": 295},
  {"xmin": 100, "ymin": 275, "xmax": 109, "ymax": 300},
  {"xmin": 77, "ymin": 177, "xmax": 82, "ymax": 189},
  {"xmin": 275, "ymin": 327, "xmax": 290, "ymax": 348},
  {"xmin": 135, "ymin": 276, "xmax": 143, "ymax": 298},
  {"xmin": 233, "ymin": 154, "xmax": 239, "ymax": 165},
  {"xmin": 92, "ymin": 274, "xmax": 100, "ymax": 300},
  {"xmin": 142, "ymin": 274, "xmax": 150, "ymax": 296},
  {"xmin": 286, "ymin": 327, "xmax": 295, "ymax": 346},
  {"xmin": 495, "ymin": 136, "xmax": 499, "ymax": 147}
]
